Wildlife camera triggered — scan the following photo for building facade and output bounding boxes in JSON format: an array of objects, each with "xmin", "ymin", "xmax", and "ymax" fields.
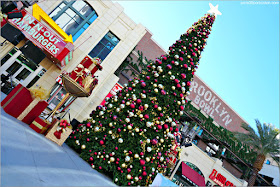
[{"xmin": 1, "ymin": 0, "xmax": 146, "ymax": 121}]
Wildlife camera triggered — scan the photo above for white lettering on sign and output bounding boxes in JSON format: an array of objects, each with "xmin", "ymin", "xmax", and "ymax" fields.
[
  {"xmin": 11, "ymin": 15, "xmax": 61, "ymax": 55},
  {"xmin": 190, "ymin": 81, "xmax": 232, "ymax": 126}
]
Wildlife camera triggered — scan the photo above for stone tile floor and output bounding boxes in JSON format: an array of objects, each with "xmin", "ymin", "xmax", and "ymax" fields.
[{"xmin": 0, "ymin": 93, "xmax": 116, "ymax": 186}]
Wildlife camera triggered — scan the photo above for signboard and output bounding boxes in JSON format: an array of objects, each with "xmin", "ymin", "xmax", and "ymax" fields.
[
  {"xmin": 100, "ymin": 83, "xmax": 123, "ymax": 106},
  {"xmin": 209, "ymin": 169, "xmax": 236, "ymax": 187},
  {"xmin": 189, "ymin": 75, "xmax": 247, "ymax": 133},
  {"xmin": 8, "ymin": 9, "xmax": 74, "ymax": 68}
]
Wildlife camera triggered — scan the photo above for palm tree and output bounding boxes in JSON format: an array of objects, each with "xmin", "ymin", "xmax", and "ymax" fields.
[{"xmin": 235, "ymin": 119, "xmax": 280, "ymax": 186}]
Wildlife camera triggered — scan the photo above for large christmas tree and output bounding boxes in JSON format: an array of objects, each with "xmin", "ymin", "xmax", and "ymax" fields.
[{"xmin": 67, "ymin": 12, "xmax": 216, "ymax": 186}]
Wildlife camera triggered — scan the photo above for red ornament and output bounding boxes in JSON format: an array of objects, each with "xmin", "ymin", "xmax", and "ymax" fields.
[
  {"xmin": 167, "ymin": 64, "xmax": 172, "ymax": 69},
  {"xmin": 174, "ymin": 79, "xmax": 179, "ymax": 84},
  {"xmin": 183, "ymin": 64, "xmax": 188, "ymax": 68},
  {"xmin": 157, "ymin": 125, "xmax": 162, "ymax": 130},
  {"xmin": 154, "ymin": 105, "xmax": 158, "ymax": 109},
  {"xmin": 163, "ymin": 124, "xmax": 168, "ymax": 129},
  {"xmin": 144, "ymin": 114, "xmax": 149, "ymax": 119},
  {"xmin": 180, "ymin": 105, "xmax": 184, "ymax": 111},
  {"xmin": 142, "ymin": 171, "xmax": 147, "ymax": 176},
  {"xmin": 89, "ymin": 157, "xmax": 93, "ymax": 161},
  {"xmin": 140, "ymin": 159, "xmax": 145, "ymax": 165},
  {"xmin": 139, "ymin": 106, "xmax": 144, "ymax": 111},
  {"xmin": 141, "ymin": 82, "xmax": 146, "ymax": 87},
  {"xmin": 136, "ymin": 99, "xmax": 141, "ymax": 104},
  {"xmin": 130, "ymin": 104, "xmax": 135, "ymax": 109},
  {"xmin": 99, "ymin": 140, "xmax": 104, "ymax": 145},
  {"xmin": 175, "ymin": 128, "xmax": 179, "ymax": 132},
  {"xmin": 187, "ymin": 81, "xmax": 191, "ymax": 86},
  {"xmin": 181, "ymin": 73, "xmax": 186, "ymax": 79}
]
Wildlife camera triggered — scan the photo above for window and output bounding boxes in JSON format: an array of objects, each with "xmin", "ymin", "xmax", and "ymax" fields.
[
  {"xmin": 88, "ymin": 31, "xmax": 120, "ymax": 61},
  {"xmin": 47, "ymin": 83, "xmax": 76, "ymax": 112},
  {"xmin": 49, "ymin": 0, "xmax": 98, "ymax": 42}
]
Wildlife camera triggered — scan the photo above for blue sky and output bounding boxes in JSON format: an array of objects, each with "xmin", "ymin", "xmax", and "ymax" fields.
[{"xmin": 115, "ymin": 1, "xmax": 279, "ymax": 130}]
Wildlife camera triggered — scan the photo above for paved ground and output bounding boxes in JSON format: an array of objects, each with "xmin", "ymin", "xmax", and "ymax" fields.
[{"xmin": 0, "ymin": 93, "xmax": 116, "ymax": 186}]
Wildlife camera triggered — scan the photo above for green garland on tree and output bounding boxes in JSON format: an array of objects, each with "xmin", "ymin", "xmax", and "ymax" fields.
[{"xmin": 66, "ymin": 13, "xmax": 216, "ymax": 186}]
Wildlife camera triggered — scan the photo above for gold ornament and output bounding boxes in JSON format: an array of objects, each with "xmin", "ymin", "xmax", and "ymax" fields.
[
  {"xmin": 146, "ymin": 157, "xmax": 150, "ymax": 162},
  {"xmin": 127, "ymin": 125, "xmax": 132, "ymax": 130},
  {"xmin": 110, "ymin": 157, "xmax": 115, "ymax": 162},
  {"xmin": 81, "ymin": 145, "xmax": 86, "ymax": 149},
  {"xmin": 127, "ymin": 174, "xmax": 132, "ymax": 180},
  {"xmin": 121, "ymin": 163, "xmax": 126, "ymax": 168},
  {"xmin": 134, "ymin": 154, "xmax": 139, "ymax": 159}
]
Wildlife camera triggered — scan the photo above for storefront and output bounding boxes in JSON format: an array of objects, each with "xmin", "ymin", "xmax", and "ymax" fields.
[
  {"xmin": 170, "ymin": 145, "xmax": 248, "ymax": 187},
  {"xmin": 171, "ymin": 161, "xmax": 205, "ymax": 186}
]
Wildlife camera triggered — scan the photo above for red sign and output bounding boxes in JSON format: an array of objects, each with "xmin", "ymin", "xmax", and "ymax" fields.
[
  {"xmin": 100, "ymin": 83, "xmax": 123, "ymax": 106},
  {"xmin": 8, "ymin": 10, "xmax": 74, "ymax": 68},
  {"xmin": 209, "ymin": 169, "xmax": 236, "ymax": 187}
]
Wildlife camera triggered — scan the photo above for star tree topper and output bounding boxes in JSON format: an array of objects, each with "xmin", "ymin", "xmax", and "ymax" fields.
[{"xmin": 208, "ymin": 3, "xmax": 222, "ymax": 16}]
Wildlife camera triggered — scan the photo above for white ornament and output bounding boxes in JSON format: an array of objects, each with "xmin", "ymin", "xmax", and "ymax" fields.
[
  {"xmin": 108, "ymin": 104, "xmax": 113, "ymax": 108},
  {"xmin": 157, "ymin": 66, "xmax": 162, "ymax": 71},
  {"xmin": 125, "ymin": 156, "xmax": 131, "ymax": 162},
  {"xmin": 120, "ymin": 104, "xmax": 125, "ymax": 109},
  {"xmin": 141, "ymin": 94, "xmax": 146, "ymax": 99},
  {"xmin": 115, "ymin": 178, "xmax": 118, "ymax": 182},
  {"xmin": 154, "ymin": 73, "xmax": 159, "ymax": 77},
  {"xmin": 129, "ymin": 112, "xmax": 134, "ymax": 117},
  {"xmin": 170, "ymin": 75, "xmax": 175, "ymax": 80},
  {"xmin": 180, "ymin": 111, "xmax": 184, "ymax": 116},
  {"xmin": 182, "ymin": 82, "xmax": 186, "ymax": 86},
  {"xmin": 92, "ymin": 165, "xmax": 95, "ymax": 169},
  {"xmin": 171, "ymin": 122, "xmax": 176, "ymax": 126},
  {"xmin": 116, "ymin": 108, "xmax": 120, "ymax": 112},
  {"xmin": 144, "ymin": 104, "xmax": 148, "ymax": 109},
  {"xmin": 126, "ymin": 101, "xmax": 130, "ymax": 106},
  {"xmin": 147, "ymin": 147, "xmax": 152, "ymax": 152},
  {"xmin": 177, "ymin": 101, "xmax": 181, "ymax": 105},
  {"xmin": 154, "ymin": 88, "xmax": 158, "ymax": 93},
  {"xmin": 125, "ymin": 118, "xmax": 130, "ymax": 123},
  {"xmin": 147, "ymin": 139, "xmax": 150, "ymax": 143},
  {"xmin": 118, "ymin": 138, "xmax": 123, "ymax": 143},
  {"xmin": 146, "ymin": 122, "xmax": 152, "ymax": 127},
  {"xmin": 158, "ymin": 84, "xmax": 163, "ymax": 89},
  {"xmin": 99, "ymin": 111, "xmax": 104, "ymax": 116},
  {"xmin": 174, "ymin": 55, "xmax": 179, "ymax": 59},
  {"xmin": 94, "ymin": 127, "xmax": 99, "ymax": 132},
  {"xmin": 175, "ymin": 61, "xmax": 179, "ymax": 66},
  {"xmin": 172, "ymin": 86, "xmax": 176, "ymax": 90}
]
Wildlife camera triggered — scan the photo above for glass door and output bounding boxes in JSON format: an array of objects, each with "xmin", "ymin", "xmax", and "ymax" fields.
[{"xmin": 1, "ymin": 47, "xmax": 45, "ymax": 94}]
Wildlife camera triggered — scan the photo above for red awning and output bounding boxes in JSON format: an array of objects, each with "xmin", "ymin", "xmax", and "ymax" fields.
[{"xmin": 182, "ymin": 162, "xmax": 205, "ymax": 186}]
